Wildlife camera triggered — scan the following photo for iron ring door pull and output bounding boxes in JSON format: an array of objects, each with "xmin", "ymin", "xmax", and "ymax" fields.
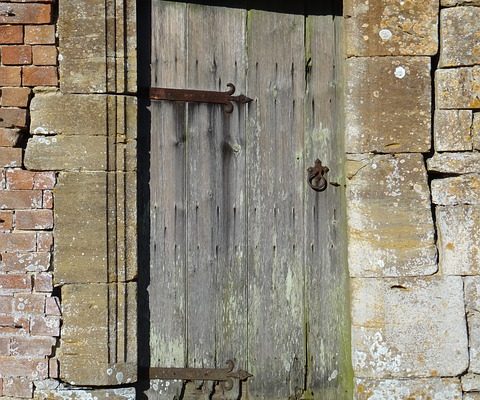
[{"xmin": 307, "ymin": 159, "xmax": 329, "ymax": 192}]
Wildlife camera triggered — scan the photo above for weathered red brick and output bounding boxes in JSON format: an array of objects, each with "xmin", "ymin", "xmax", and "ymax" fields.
[
  {"xmin": 0, "ymin": 66, "xmax": 21, "ymax": 86},
  {"xmin": 0, "ymin": 358, "xmax": 48, "ymax": 379},
  {"xmin": 6, "ymin": 169, "xmax": 34, "ymax": 189},
  {"xmin": 1, "ymin": 45, "xmax": 32, "ymax": 65},
  {"xmin": 0, "ymin": 4, "xmax": 52, "ymax": 24},
  {"xmin": 0, "ymin": 128, "xmax": 22, "ymax": 147},
  {"xmin": 42, "ymin": 190, "xmax": 53, "ymax": 208},
  {"xmin": 0, "ymin": 315, "xmax": 29, "ymax": 334},
  {"xmin": 0, "ymin": 295, "xmax": 12, "ymax": 313},
  {"xmin": 32, "ymin": 45, "xmax": 56, "ymax": 66},
  {"xmin": 0, "ymin": 211, "xmax": 13, "ymax": 231},
  {"xmin": 0, "ymin": 108, "xmax": 27, "ymax": 128},
  {"xmin": 2, "ymin": 376, "xmax": 33, "ymax": 398},
  {"xmin": 33, "ymin": 171, "xmax": 55, "ymax": 189},
  {"xmin": 9, "ymin": 336, "xmax": 55, "ymax": 357},
  {"xmin": 33, "ymin": 272, "xmax": 52, "ymax": 292},
  {"xmin": 45, "ymin": 296, "xmax": 60, "ymax": 316},
  {"xmin": 30, "ymin": 315, "xmax": 59, "ymax": 336},
  {"xmin": 22, "ymin": 66, "xmax": 57, "ymax": 86},
  {"xmin": 0, "ymin": 232, "xmax": 36, "ymax": 252},
  {"xmin": 24, "ymin": 25, "xmax": 55, "ymax": 44},
  {"xmin": 1, "ymin": 87, "xmax": 30, "ymax": 108},
  {"xmin": 0, "ymin": 274, "xmax": 31, "ymax": 294},
  {"xmin": 0, "ymin": 147, "xmax": 22, "ymax": 167},
  {"xmin": 15, "ymin": 209, "xmax": 53, "ymax": 230},
  {"xmin": 1, "ymin": 252, "xmax": 50, "ymax": 273},
  {"xmin": 12, "ymin": 293, "xmax": 45, "ymax": 313},
  {"xmin": 0, "ymin": 337, "xmax": 9, "ymax": 356},
  {"xmin": 0, "ymin": 26, "xmax": 23, "ymax": 44},
  {"xmin": 0, "ymin": 190, "xmax": 42, "ymax": 209},
  {"xmin": 36, "ymin": 231, "xmax": 52, "ymax": 251}
]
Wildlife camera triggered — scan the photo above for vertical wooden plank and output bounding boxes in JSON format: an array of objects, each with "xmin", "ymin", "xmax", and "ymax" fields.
[
  {"xmin": 304, "ymin": 16, "xmax": 352, "ymax": 399},
  {"xmin": 149, "ymin": 2, "xmax": 187, "ymax": 399},
  {"xmin": 185, "ymin": 7, "xmax": 247, "ymax": 398},
  {"xmin": 246, "ymin": 10, "xmax": 306, "ymax": 400}
]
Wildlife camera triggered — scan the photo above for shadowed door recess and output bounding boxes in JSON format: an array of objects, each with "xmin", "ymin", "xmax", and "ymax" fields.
[{"xmin": 146, "ymin": 1, "xmax": 350, "ymax": 399}]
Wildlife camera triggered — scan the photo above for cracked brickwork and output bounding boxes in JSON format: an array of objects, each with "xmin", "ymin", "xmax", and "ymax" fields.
[{"xmin": 0, "ymin": 1, "xmax": 59, "ymax": 398}]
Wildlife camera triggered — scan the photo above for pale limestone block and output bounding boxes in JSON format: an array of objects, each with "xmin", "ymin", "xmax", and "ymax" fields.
[
  {"xmin": 432, "ymin": 175, "xmax": 480, "ymax": 205},
  {"xmin": 55, "ymin": 172, "xmax": 136, "ymax": 285},
  {"xmin": 436, "ymin": 66, "xmax": 480, "ymax": 109},
  {"xmin": 464, "ymin": 277, "xmax": 480, "ymax": 373},
  {"xmin": 474, "ymin": 113, "xmax": 480, "ymax": 150},
  {"xmin": 30, "ymin": 92, "xmax": 107, "ymax": 136},
  {"xmin": 351, "ymin": 276, "xmax": 468, "ymax": 378},
  {"xmin": 441, "ymin": 0, "xmax": 480, "ymax": 7},
  {"xmin": 347, "ymin": 154, "xmax": 436, "ymax": 277},
  {"xmin": 35, "ymin": 388, "xmax": 135, "ymax": 400},
  {"xmin": 346, "ymin": 57, "xmax": 431, "ymax": 153},
  {"xmin": 24, "ymin": 135, "xmax": 107, "ymax": 171},
  {"xmin": 462, "ymin": 373, "xmax": 480, "ymax": 392},
  {"xmin": 59, "ymin": 0, "xmax": 107, "ymax": 93},
  {"xmin": 434, "ymin": 110, "xmax": 473, "ymax": 151},
  {"xmin": 465, "ymin": 394, "xmax": 480, "ymax": 400},
  {"xmin": 354, "ymin": 378, "xmax": 462, "ymax": 399},
  {"xmin": 344, "ymin": 0, "xmax": 438, "ymax": 56},
  {"xmin": 54, "ymin": 172, "xmax": 108, "ymax": 284},
  {"xmin": 428, "ymin": 153, "xmax": 480, "ymax": 174},
  {"xmin": 436, "ymin": 206, "xmax": 480, "ymax": 275},
  {"xmin": 440, "ymin": 7, "xmax": 480, "ymax": 67},
  {"xmin": 59, "ymin": 283, "xmax": 137, "ymax": 386}
]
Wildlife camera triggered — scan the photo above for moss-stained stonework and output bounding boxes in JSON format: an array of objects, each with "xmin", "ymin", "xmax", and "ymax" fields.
[
  {"xmin": 344, "ymin": 0, "xmax": 438, "ymax": 56},
  {"xmin": 345, "ymin": 57, "xmax": 431, "ymax": 153}
]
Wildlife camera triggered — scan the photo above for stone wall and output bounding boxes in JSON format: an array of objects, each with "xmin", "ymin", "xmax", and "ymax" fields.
[
  {"xmin": 346, "ymin": 0, "xmax": 480, "ymax": 398},
  {"xmin": 0, "ymin": 0, "xmax": 137, "ymax": 399}
]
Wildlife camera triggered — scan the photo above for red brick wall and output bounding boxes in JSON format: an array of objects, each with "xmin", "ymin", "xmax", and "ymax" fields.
[{"xmin": 0, "ymin": 1, "xmax": 59, "ymax": 398}]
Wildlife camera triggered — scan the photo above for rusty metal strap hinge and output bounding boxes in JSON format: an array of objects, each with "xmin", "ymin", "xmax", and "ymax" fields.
[
  {"xmin": 149, "ymin": 83, "xmax": 253, "ymax": 113},
  {"xmin": 140, "ymin": 360, "xmax": 253, "ymax": 391}
]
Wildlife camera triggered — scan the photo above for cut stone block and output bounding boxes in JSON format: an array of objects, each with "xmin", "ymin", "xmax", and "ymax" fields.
[
  {"xmin": 474, "ymin": 113, "xmax": 480, "ymax": 150},
  {"xmin": 427, "ymin": 152, "xmax": 480, "ymax": 174},
  {"xmin": 436, "ymin": 66, "xmax": 480, "ymax": 109},
  {"xmin": 440, "ymin": 7, "xmax": 480, "ymax": 67},
  {"xmin": 59, "ymin": 283, "xmax": 137, "ymax": 386},
  {"xmin": 434, "ymin": 110, "xmax": 472, "ymax": 151},
  {"xmin": 346, "ymin": 57, "xmax": 431, "ymax": 153},
  {"xmin": 54, "ymin": 171, "xmax": 136, "ymax": 285},
  {"xmin": 354, "ymin": 378, "xmax": 461, "ymax": 399},
  {"xmin": 432, "ymin": 174, "xmax": 480, "ymax": 205},
  {"xmin": 465, "ymin": 394, "xmax": 480, "ymax": 400},
  {"xmin": 30, "ymin": 92, "xmax": 107, "ymax": 136},
  {"xmin": 347, "ymin": 153, "xmax": 436, "ymax": 277},
  {"xmin": 465, "ymin": 277, "xmax": 480, "ymax": 374},
  {"xmin": 24, "ymin": 135, "xmax": 107, "ymax": 171},
  {"xmin": 59, "ymin": 0, "xmax": 136, "ymax": 93},
  {"xmin": 463, "ymin": 373, "xmax": 480, "ymax": 392},
  {"xmin": 351, "ymin": 276, "xmax": 468, "ymax": 378},
  {"xmin": 345, "ymin": 0, "xmax": 438, "ymax": 56},
  {"xmin": 442, "ymin": 0, "xmax": 480, "ymax": 5},
  {"xmin": 436, "ymin": 205, "xmax": 480, "ymax": 275},
  {"xmin": 35, "ymin": 388, "xmax": 136, "ymax": 400}
]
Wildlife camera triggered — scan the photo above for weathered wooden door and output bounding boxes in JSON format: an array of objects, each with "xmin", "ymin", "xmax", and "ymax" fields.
[{"xmin": 146, "ymin": 1, "xmax": 350, "ymax": 399}]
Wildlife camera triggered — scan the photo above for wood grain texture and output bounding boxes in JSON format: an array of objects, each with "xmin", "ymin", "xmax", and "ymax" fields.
[
  {"xmin": 149, "ymin": 2, "xmax": 187, "ymax": 399},
  {"xmin": 185, "ymin": 7, "xmax": 247, "ymax": 384},
  {"xmin": 148, "ymin": 3, "xmax": 350, "ymax": 399},
  {"xmin": 245, "ymin": 10, "xmax": 306, "ymax": 400},
  {"xmin": 304, "ymin": 15, "xmax": 352, "ymax": 400}
]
